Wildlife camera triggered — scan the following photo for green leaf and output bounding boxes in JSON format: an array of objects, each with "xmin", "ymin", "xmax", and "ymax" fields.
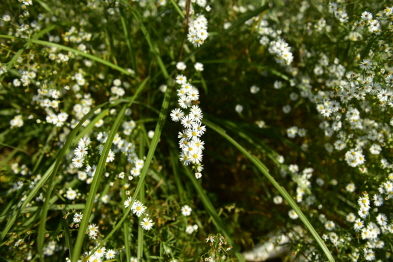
[
  {"xmin": 79, "ymin": 78, "xmax": 173, "ymax": 262},
  {"xmin": 72, "ymin": 78, "xmax": 150, "ymax": 262},
  {"xmin": 203, "ymin": 118, "xmax": 335, "ymax": 262},
  {"xmin": 182, "ymin": 165, "xmax": 245, "ymax": 262}
]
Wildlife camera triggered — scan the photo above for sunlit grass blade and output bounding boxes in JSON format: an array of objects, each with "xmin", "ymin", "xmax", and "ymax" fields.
[
  {"xmin": 0, "ymin": 142, "xmax": 29, "ymax": 155},
  {"xmin": 137, "ymin": 129, "xmax": 146, "ymax": 261},
  {"xmin": 80, "ymin": 79, "xmax": 173, "ymax": 261},
  {"xmin": 170, "ymin": 0, "xmax": 185, "ymax": 19},
  {"xmin": 71, "ymin": 78, "xmax": 149, "ymax": 262},
  {"xmin": 0, "ymin": 35, "xmax": 133, "ymax": 76},
  {"xmin": 182, "ymin": 165, "xmax": 245, "ymax": 262},
  {"xmin": 34, "ymin": 0, "xmax": 55, "ymax": 15},
  {"xmin": 1, "ymin": 100, "xmax": 119, "ymax": 244},
  {"xmin": 121, "ymin": 189, "xmax": 131, "ymax": 262},
  {"xmin": 71, "ymin": 103, "xmax": 128, "ymax": 261},
  {"xmin": 31, "ymin": 24, "xmax": 57, "ymax": 40},
  {"xmin": 137, "ymin": 184, "xmax": 145, "ymax": 261},
  {"xmin": 212, "ymin": 117, "xmax": 312, "ymax": 194},
  {"xmin": 203, "ymin": 118, "xmax": 335, "ymax": 262},
  {"xmin": 37, "ymin": 103, "xmax": 115, "ymax": 260},
  {"xmin": 31, "ymin": 39, "xmax": 133, "ymax": 76}
]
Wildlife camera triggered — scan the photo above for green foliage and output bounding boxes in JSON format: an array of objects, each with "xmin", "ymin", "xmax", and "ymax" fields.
[{"xmin": 1, "ymin": 0, "xmax": 393, "ymax": 262}]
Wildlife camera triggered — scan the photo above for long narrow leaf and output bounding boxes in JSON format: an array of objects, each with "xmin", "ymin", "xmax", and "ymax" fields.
[
  {"xmin": 0, "ymin": 35, "xmax": 133, "ymax": 76},
  {"xmin": 72, "ymin": 78, "xmax": 150, "ymax": 262},
  {"xmin": 81, "ymin": 79, "xmax": 173, "ymax": 261},
  {"xmin": 203, "ymin": 118, "xmax": 335, "ymax": 262},
  {"xmin": 182, "ymin": 165, "xmax": 245, "ymax": 262},
  {"xmin": 118, "ymin": 0, "xmax": 169, "ymax": 79}
]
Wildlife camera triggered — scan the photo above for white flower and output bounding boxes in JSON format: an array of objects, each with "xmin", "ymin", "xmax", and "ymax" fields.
[
  {"xmin": 73, "ymin": 212, "xmax": 83, "ymax": 223},
  {"xmin": 288, "ymin": 209, "xmax": 298, "ymax": 219},
  {"xmin": 141, "ymin": 217, "xmax": 154, "ymax": 230},
  {"xmin": 66, "ymin": 188, "xmax": 77, "ymax": 200},
  {"xmin": 325, "ymin": 221, "xmax": 335, "ymax": 231},
  {"xmin": 273, "ymin": 196, "xmax": 283, "ymax": 204},
  {"xmin": 346, "ymin": 182, "xmax": 356, "ymax": 192},
  {"xmin": 346, "ymin": 213, "xmax": 356, "ymax": 223},
  {"xmin": 101, "ymin": 195, "xmax": 110, "ymax": 204},
  {"xmin": 376, "ymin": 213, "xmax": 388, "ymax": 226},
  {"xmin": 10, "ymin": 115, "xmax": 24, "ymax": 128},
  {"xmin": 287, "ymin": 126, "xmax": 298, "ymax": 138},
  {"xmin": 181, "ymin": 205, "xmax": 192, "ymax": 216},
  {"xmin": 124, "ymin": 196, "xmax": 133, "ymax": 208},
  {"xmin": 176, "ymin": 75, "xmax": 187, "ymax": 85},
  {"xmin": 132, "ymin": 201, "xmax": 146, "ymax": 217},
  {"xmin": 235, "ymin": 104, "xmax": 243, "ymax": 113},
  {"xmin": 106, "ymin": 150, "xmax": 115, "ymax": 162},
  {"xmin": 250, "ymin": 85, "xmax": 260, "ymax": 94},
  {"xmin": 194, "ymin": 62, "xmax": 204, "ymax": 71},
  {"xmin": 159, "ymin": 84, "xmax": 167, "ymax": 92},
  {"xmin": 88, "ymin": 224, "xmax": 99, "ymax": 239},
  {"xmin": 2, "ymin": 15, "xmax": 11, "ymax": 22},
  {"xmin": 186, "ymin": 225, "xmax": 195, "ymax": 234},
  {"xmin": 105, "ymin": 249, "xmax": 116, "ymax": 259},
  {"xmin": 176, "ymin": 62, "xmax": 186, "ymax": 70}
]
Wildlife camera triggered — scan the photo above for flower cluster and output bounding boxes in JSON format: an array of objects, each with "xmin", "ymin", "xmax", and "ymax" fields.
[
  {"xmin": 85, "ymin": 247, "xmax": 116, "ymax": 261},
  {"xmin": 88, "ymin": 223, "xmax": 99, "ymax": 239},
  {"xmin": 124, "ymin": 196, "xmax": 154, "ymax": 231},
  {"xmin": 72, "ymin": 137, "xmax": 91, "ymax": 169},
  {"xmin": 10, "ymin": 115, "xmax": 24, "ymax": 128},
  {"xmin": 328, "ymin": 2, "xmax": 349, "ymax": 23},
  {"xmin": 255, "ymin": 19, "xmax": 294, "ymax": 65},
  {"xmin": 187, "ymin": 14, "xmax": 208, "ymax": 47},
  {"xmin": 201, "ymin": 234, "xmax": 232, "ymax": 261},
  {"xmin": 171, "ymin": 74, "xmax": 206, "ymax": 176}
]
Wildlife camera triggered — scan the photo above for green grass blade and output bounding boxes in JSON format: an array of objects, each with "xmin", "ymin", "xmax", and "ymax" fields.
[
  {"xmin": 72, "ymin": 104, "xmax": 128, "ymax": 262},
  {"xmin": 169, "ymin": 146, "xmax": 186, "ymax": 203},
  {"xmin": 169, "ymin": 0, "xmax": 185, "ymax": 19},
  {"xmin": 0, "ymin": 142, "xmax": 29, "ymax": 155},
  {"xmin": 203, "ymin": 119, "xmax": 335, "ymax": 262},
  {"xmin": 1, "ymin": 100, "xmax": 116, "ymax": 243},
  {"xmin": 137, "ymin": 183, "xmax": 145, "ymax": 261},
  {"xmin": 137, "ymin": 129, "xmax": 146, "ymax": 261},
  {"xmin": 182, "ymin": 165, "xmax": 245, "ymax": 262},
  {"xmin": 37, "ymin": 102, "xmax": 114, "ymax": 260},
  {"xmin": 119, "ymin": 8, "xmax": 138, "ymax": 74},
  {"xmin": 5, "ymin": 49, "xmax": 24, "ymax": 72},
  {"xmin": 118, "ymin": 0, "xmax": 169, "ymax": 79},
  {"xmin": 72, "ymin": 78, "xmax": 149, "ymax": 262},
  {"xmin": 0, "ymin": 35, "xmax": 134, "ymax": 77},
  {"xmin": 30, "ymin": 39, "xmax": 133, "ymax": 76},
  {"xmin": 31, "ymin": 24, "xmax": 57, "ymax": 40},
  {"xmin": 122, "ymin": 190, "xmax": 131, "ymax": 262},
  {"xmin": 80, "ymin": 79, "xmax": 173, "ymax": 261},
  {"xmin": 34, "ymin": 0, "xmax": 55, "ymax": 15},
  {"xmin": 61, "ymin": 215, "xmax": 74, "ymax": 256}
]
